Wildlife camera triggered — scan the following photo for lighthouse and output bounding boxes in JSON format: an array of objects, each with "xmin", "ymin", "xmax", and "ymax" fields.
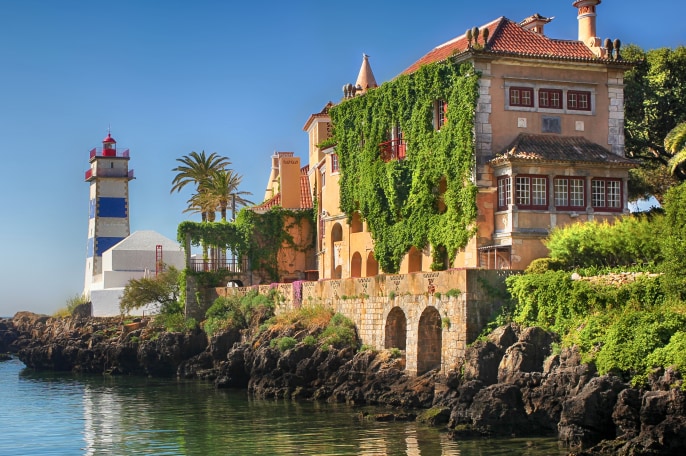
[{"xmin": 83, "ymin": 132, "xmax": 134, "ymax": 297}]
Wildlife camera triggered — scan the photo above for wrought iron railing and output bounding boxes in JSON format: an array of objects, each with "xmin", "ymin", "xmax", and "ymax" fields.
[{"xmin": 189, "ymin": 258, "xmax": 248, "ymax": 273}]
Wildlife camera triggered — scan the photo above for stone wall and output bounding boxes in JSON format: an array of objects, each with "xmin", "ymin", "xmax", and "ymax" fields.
[{"xmin": 214, "ymin": 268, "xmax": 515, "ymax": 376}]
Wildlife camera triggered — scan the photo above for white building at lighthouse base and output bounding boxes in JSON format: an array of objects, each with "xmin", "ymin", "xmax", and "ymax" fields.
[{"xmin": 87, "ymin": 230, "xmax": 185, "ymax": 317}]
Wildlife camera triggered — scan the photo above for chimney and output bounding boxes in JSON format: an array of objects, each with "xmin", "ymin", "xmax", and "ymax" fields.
[
  {"xmin": 520, "ymin": 13, "xmax": 553, "ymax": 36},
  {"xmin": 573, "ymin": 0, "xmax": 601, "ymax": 45}
]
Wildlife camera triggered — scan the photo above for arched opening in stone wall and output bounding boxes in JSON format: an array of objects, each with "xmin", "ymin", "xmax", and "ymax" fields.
[
  {"xmin": 408, "ymin": 246, "xmax": 422, "ymax": 273},
  {"xmin": 330, "ymin": 223, "xmax": 343, "ymax": 279},
  {"xmin": 350, "ymin": 211, "xmax": 363, "ymax": 233},
  {"xmin": 366, "ymin": 252, "xmax": 379, "ymax": 277},
  {"xmin": 351, "ymin": 251, "xmax": 362, "ymax": 278},
  {"xmin": 417, "ymin": 306, "xmax": 442, "ymax": 375},
  {"xmin": 385, "ymin": 307, "xmax": 407, "ymax": 352}
]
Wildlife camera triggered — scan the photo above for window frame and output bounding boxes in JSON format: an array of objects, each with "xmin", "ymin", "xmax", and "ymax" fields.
[
  {"xmin": 509, "ymin": 87, "xmax": 534, "ymax": 108},
  {"xmin": 591, "ymin": 178, "xmax": 623, "ymax": 212},
  {"xmin": 497, "ymin": 176, "xmax": 511, "ymax": 211},
  {"xmin": 331, "ymin": 153, "xmax": 339, "ymax": 173},
  {"xmin": 554, "ymin": 176, "xmax": 586, "ymax": 210},
  {"xmin": 515, "ymin": 174, "xmax": 548, "ymax": 210},
  {"xmin": 434, "ymin": 99, "xmax": 448, "ymax": 130},
  {"xmin": 567, "ymin": 90, "xmax": 592, "ymax": 111},
  {"xmin": 539, "ymin": 88, "xmax": 563, "ymax": 110}
]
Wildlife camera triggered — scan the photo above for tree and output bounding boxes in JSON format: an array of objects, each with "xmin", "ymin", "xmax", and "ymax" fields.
[
  {"xmin": 624, "ymin": 45, "xmax": 686, "ymax": 199},
  {"xmin": 661, "ymin": 182, "xmax": 686, "ymax": 300},
  {"xmin": 170, "ymin": 151, "xmax": 231, "ymax": 221},
  {"xmin": 120, "ymin": 266, "xmax": 181, "ymax": 316},
  {"xmin": 666, "ymin": 122, "xmax": 686, "ymax": 175},
  {"xmin": 205, "ymin": 168, "xmax": 254, "ymax": 221}
]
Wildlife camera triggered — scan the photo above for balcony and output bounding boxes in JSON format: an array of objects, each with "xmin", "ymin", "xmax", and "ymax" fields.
[
  {"xmin": 85, "ymin": 168, "xmax": 135, "ymax": 181},
  {"xmin": 379, "ymin": 139, "xmax": 406, "ymax": 162},
  {"xmin": 90, "ymin": 148, "xmax": 130, "ymax": 159},
  {"xmin": 189, "ymin": 258, "xmax": 248, "ymax": 273}
]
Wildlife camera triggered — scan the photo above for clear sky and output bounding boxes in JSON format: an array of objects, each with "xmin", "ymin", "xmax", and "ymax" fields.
[{"xmin": 0, "ymin": 1, "xmax": 683, "ymax": 316}]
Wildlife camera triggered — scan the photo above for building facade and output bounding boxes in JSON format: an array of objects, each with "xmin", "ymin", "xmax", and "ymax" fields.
[{"xmin": 303, "ymin": 0, "xmax": 635, "ymax": 279}]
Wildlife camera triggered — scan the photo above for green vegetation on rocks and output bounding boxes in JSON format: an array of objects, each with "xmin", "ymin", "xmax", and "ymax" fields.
[{"xmin": 505, "ymin": 183, "xmax": 686, "ymax": 383}]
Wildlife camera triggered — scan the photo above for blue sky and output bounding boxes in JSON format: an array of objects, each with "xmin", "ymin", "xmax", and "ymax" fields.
[{"xmin": 0, "ymin": 1, "xmax": 682, "ymax": 316}]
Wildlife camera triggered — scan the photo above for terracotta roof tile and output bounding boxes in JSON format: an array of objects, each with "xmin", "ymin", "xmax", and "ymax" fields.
[
  {"xmin": 403, "ymin": 16, "xmax": 606, "ymax": 75},
  {"xmin": 490, "ymin": 133, "xmax": 637, "ymax": 166},
  {"xmin": 300, "ymin": 165, "xmax": 313, "ymax": 209}
]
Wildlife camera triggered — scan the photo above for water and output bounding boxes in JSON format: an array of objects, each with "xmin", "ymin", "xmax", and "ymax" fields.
[{"xmin": 0, "ymin": 357, "xmax": 567, "ymax": 455}]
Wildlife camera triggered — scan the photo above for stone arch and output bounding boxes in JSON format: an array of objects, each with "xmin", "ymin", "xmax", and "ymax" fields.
[
  {"xmin": 417, "ymin": 306, "xmax": 442, "ymax": 375},
  {"xmin": 330, "ymin": 223, "xmax": 343, "ymax": 279},
  {"xmin": 350, "ymin": 212, "xmax": 363, "ymax": 233},
  {"xmin": 385, "ymin": 307, "xmax": 407, "ymax": 351},
  {"xmin": 351, "ymin": 251, "xmax": 362, "ymax": 278},
  {"xmin": 408, "ymin": 246, "xmax": 422, "ymax": 273},
  {"xmin": 366, "ymin": 252, "xmax": 379, "ymax": 277}
]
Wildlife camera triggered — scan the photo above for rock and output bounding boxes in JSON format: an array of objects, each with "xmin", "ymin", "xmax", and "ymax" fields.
[
  {"xmin": 497, "ymin": 327, "xmax": 554, "ymax": 383},
  {"xmin": 467, "ymin": 383, "xmax": 529, "ymax": 435},
  {"xmin": 558, "ymin": 375, "xmax": 626, "ymax": 451},
  {"xmin": 462, "ymin": 340, "xmax": 503, "ymax": 385}
]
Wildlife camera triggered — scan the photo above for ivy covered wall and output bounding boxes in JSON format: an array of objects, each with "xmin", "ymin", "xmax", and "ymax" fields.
[
  {"xmin": 178, "ymin": 207, "xmax": 315, "ymax": 283},
  {"xmin": 329, "ymin": 61, "xmax": 480, "ymax": 273}
]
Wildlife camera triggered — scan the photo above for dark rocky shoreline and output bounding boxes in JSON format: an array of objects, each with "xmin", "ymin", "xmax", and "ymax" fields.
[{"xmin": 2, "ymin": 312, "xmax": 685, "ymax": 455}]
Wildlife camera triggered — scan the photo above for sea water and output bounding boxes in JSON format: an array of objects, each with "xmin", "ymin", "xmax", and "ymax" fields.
[{"xmin": 0, "ymin": 357, "xmax": 567, "ymax": 455}]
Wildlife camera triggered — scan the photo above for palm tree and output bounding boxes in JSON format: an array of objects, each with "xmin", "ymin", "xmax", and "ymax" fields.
[
  {"xmin": 205, "ymin": 169, "xmax": 254, "ymax": 221},
  {"xmin": 666, "ymin": 122, "xmax": 686, "ymax": 176},
  {"xmin": 171, "ymin": 150, "xmax": 231, "ymax": 195},
  {"xmin": 183, "ymin": 191, "xmax": 218, "ymax": 222},
  {"xmin": 171, "ymin": 151, "xmax": 230, "ymax": 268}
]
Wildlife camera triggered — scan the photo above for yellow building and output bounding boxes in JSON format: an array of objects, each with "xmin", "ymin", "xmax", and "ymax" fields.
[{"xmin": 299, "ymin": 1, "xmax": 637, "ymax": 282}]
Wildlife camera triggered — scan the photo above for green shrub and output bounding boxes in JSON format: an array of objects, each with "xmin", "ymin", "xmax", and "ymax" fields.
[
  {"xmin": 270, "ymin": 336, "xmax": 297, "ymax": 352},
  {"xmin": 525, "ymin": 257, "xmax": 565, "ymax": 274},
  {"xmin": 303, "ymin": 335, "xmax": 317, "ymax": 346},
  {"xmin": 319, "ymin": 313, "xmax": 358, "ymax": 349},
  {"xmin": 646, "ymin": 331, "xmax": 686, "ymax": 374},
  {"xmin": 155, "ymin": 312, "xmax": 197, "ymax": 333},
  {"xmin": 545, "ymin": 216, "xmax": 662, "ymax": 269},
  {"xmin": 445, "ymin": 288, "xmax": 461, "ymax": 298},
  {"xmin": 593, "ymin": 306, "xmax": 686, "ymax": 376},
  {"xmin": 661, "ymin": 183, "xmax": 686, "ymax": 299},
  {"xmin": 359, "ymin": 344, "xmax": 375, "ymax": 352},
  {"xmin": 66, "ymin": 294, "xmax": 89, "ymax": 314},
  {"xmin": 389, "ymin": 347, "xmax": 402, "ymax": 358}
]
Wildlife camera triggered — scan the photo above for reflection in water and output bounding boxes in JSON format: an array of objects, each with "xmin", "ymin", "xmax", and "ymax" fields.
[{"xmin": 2, "ymin": 359, "xmax": 566, "ymax": 455}]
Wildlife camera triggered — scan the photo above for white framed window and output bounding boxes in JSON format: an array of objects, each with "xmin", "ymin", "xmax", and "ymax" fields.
[
  {"xmin": 497, "ymin": 176, "xmax": 511, "ymax": 210},
  {"xmin": 515, "ymin": 175, "xmax": 547, "ymax": 209}
]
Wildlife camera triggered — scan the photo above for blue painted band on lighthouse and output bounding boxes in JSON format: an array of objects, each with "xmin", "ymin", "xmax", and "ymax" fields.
[
  {"xmin": 98, "ymin": 197, "xmax": 127, "ymax": 218},
  {"xmin": 95, "ymin": 236, "xmax": 125, "ymax": 256}
]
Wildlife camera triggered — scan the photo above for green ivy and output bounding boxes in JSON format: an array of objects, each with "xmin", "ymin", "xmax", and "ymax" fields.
[
  {"xmin": 178, "ymin": 207, "xmax": 315, "ymax": 283},
  {"xmin": 330, "ymin": 60, "xmax": 479, "ymax": 272}
]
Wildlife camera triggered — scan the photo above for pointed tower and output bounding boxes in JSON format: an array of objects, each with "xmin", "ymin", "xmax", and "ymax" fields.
[
  {"xmin": 83, "ymin": 132, "xmax": 135, "ymax": 297},
  {"xmin": 355, "ymin": 53, "xmax": 378, "ymax": 94}
]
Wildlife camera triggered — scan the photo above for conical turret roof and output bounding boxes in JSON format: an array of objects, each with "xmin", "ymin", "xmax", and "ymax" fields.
[{"xmin": 355, "ymin": 53, "xmax": 378, "ymax": 92}]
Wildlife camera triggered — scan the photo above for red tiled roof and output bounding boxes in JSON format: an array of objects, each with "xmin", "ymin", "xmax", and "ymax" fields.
[
  {"xmin": 300, "ymin": 165, "xmax": 313, "ymax": 208},
  {"xmin": 490, "ymin": 133, "xmax": 637, "ymax": 166},
  {"xmin": 251, "ymin": 165, "xmax": 313, "ymax": 212},
  {"xmin": 403, "ymin": 16, "xmax": 605, "ymax": 75}
]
